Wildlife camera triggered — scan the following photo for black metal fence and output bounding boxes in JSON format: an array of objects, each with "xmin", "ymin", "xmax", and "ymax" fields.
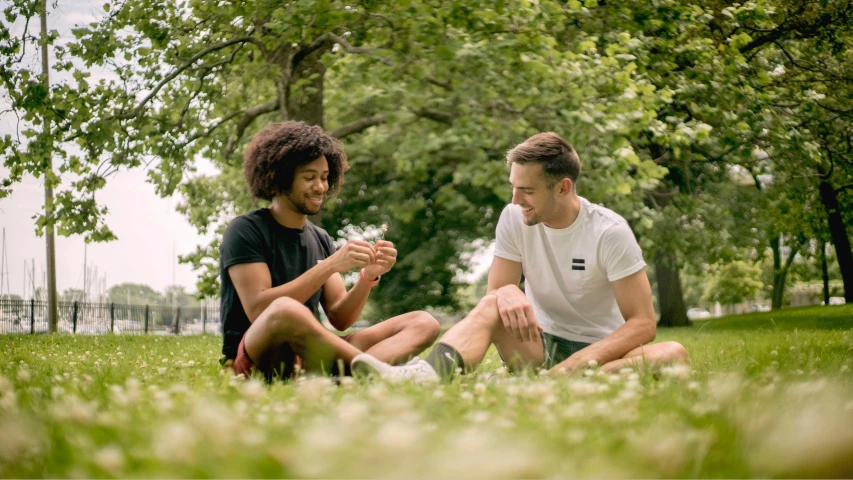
[{"xmin": 0, "ymin": 299, "xmax": 221, "ymax": 335}]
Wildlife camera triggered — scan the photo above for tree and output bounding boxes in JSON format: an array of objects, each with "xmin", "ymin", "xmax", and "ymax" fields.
[
  {"xmin": 60, "ymin": 288, "xmax": 84, "ymax": 302},
  {"xmin": 703, "ymin": 260, "xmax": 764, "ymax": 308},
  {"xmin": 161, "ymin": 285, "xmax": 199, "ymax": 308},
  {"xmin": 107, "ymin": 282, "xmax": 162, "ymax": 305},
  {"xmin": 60, "ymin": 0, "xmax": 668, "ymax": 317}
]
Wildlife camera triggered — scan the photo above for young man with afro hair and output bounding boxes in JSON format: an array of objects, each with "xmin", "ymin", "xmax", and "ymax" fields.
[{"xmin": 220, "ymin": 121, "xmax": 440, "ymax": 380}]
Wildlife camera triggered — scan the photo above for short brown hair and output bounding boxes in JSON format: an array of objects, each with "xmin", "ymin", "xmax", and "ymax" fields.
[
  {"xmin": 243, "ymin": 121, "xmax": 350, "ymax": 200},
  {"xmin": 506, "ymin": 132, "xmax": 581, "ymax": 186}
]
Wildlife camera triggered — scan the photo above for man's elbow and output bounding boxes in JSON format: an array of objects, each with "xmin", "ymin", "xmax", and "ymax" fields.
[
  {"xmin": 628, "ymin": 316, "xmax": 656, "ymax": 344},
  {"xmin": 642, "ymin": 318, "xmax": 657, "ymax": 343}
]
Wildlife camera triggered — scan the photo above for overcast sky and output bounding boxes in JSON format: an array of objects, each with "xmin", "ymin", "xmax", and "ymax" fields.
[{"xmin": 0, "ymin": 1, "xmax": 213, "ymax": 298}]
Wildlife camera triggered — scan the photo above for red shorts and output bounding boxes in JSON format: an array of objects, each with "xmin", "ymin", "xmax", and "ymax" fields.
[{"xmin": 232, "ymin": 333, "xmax": 356, "ymax": 379}]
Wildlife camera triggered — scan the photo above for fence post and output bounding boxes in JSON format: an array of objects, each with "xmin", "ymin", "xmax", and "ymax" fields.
[
  {"xmin": 173, "ymin": 306, "xmax": 181, "ymax": 335},
  {"xmin": 30, "ymin": 299, "xmax": 35, "ymax": 334},
  {"xmin": 202, "ymin": 306, "xmax": 206, "ymax": 334},
  {"xmin": 72, "ymin": 302, "xmax": 78, "ymax": 334},
  {"xmin": 110, "ymin": 302, "xmax": 115, "ymax": 333},
  {"xmin": 144, "ymin": 305, "xmax": 149, "ymax": 334}
]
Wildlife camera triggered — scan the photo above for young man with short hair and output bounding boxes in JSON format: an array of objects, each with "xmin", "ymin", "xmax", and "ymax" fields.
[
  {"xmin": 353, "ymin": 132, "xmax": 688, "ymax": 381},
  {"xmin": 220, "ymin": 121, "xmax": 440, "ymax": 380}
]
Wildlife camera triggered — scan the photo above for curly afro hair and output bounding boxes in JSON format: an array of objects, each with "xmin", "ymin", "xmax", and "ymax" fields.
[{"xmin": 243, "ymin": 121, "xmax": 350, "ymax": 201}]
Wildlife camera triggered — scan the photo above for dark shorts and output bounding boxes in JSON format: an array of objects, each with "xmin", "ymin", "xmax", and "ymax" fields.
[
  {"xmin": 541, "ymin": 332, "xmax": 591, "ymax": 369},
  {"xmin": 230, "ymin": 332, "xmax": 356, "ymax": 381},
  {"xmin": 498, "ymin": 331, "xmax": 591, "ymax": 371}
]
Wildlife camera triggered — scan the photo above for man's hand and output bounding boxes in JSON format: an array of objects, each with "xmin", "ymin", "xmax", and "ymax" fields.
[
  {"xmin": 328, "ymin": 240, "xmax": 376, "ymax": 273},
  {"xmin": 495, "ymin": 284, "xmax": 542, "ymax": 342},
  {"xmin": 363, "ymin": 240, "xmax": 397, "ymax": 280}
]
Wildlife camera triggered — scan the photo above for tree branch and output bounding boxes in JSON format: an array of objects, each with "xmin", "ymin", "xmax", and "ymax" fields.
[
  {"xmin": 176, "ymin": 109, "xmax": 245, "ymax": 149},
  {"xmin": 330, "ymin": 115, "xmax": 385, "ymax": 139},
  {"xmin": 835, "ymin": 183, "xmax": 853, "ymax": 195},
  {"xmin": 416, "ymin": 108, "xmax": 454, "ymax": 125},
  {"xmin": 222, "ymin": 100, "xmax": 280, "ymax": 158},
  {"xmin": 425, "ymin": 76, "xmax": 453, "ymax": 91},
  {"xmin": 293, "ymin": 32, "xmax": 393, "ymax": 69},
  {"xmin": 116, "ymin": 36, "xmax": 259, "ymax": 120}
]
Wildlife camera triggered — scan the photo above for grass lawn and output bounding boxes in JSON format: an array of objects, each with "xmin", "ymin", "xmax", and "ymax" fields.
[{"xmin": 1, "ymin": 305, "xmax": 852, "ymax": 478}]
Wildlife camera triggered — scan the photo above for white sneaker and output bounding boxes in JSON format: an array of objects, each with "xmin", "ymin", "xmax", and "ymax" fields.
[{"xmin": 351, "ymin": 354, "xmax": 440, "ymax": 383}]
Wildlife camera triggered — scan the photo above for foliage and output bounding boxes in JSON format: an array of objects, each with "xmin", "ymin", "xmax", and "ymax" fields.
[
  {"xmin": 702, "ymin": 260, "xmax": 765, "ymax": 306},
  {"xmin": 3, "ymin": 0, "xmax": 852, "ymax": 317},
  {"xmin": 107, "ymin": 282, "xmax": 200, "ymax": 307}
]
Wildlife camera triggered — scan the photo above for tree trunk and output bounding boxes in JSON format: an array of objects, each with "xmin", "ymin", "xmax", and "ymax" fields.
[
  {"xmin": 818, "ymin": 180, "xmax": 853, "ymax": 303},
  {"xmin": 821, "ymin": 241, "xmax": 830, "ymax": 305},
  {"xmin": 276, "ymin": 47, "xmax": 328, "ymax": 226},
  {"xmin": 771, "ymin": 235, "xmax": 783, "ymax": 310},
  {"xmin": 654, "ymin": 251, "xmax": 690, "ymax": 327},
  {"xmin": 288, "ymin": 50, "xmax": 326, "ymax": 128},
  {"xmin": 770, "ymin": 235, "xmax": 803, "ymax": 310}
]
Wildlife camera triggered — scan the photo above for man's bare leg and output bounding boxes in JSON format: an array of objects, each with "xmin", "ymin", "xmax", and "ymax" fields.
[
  {"xmin": 244, "ymin": 297, "xmax": 362, "ymax": 375},
  {"xmin": 598, "ymin": 341, "xmax": 689, "ymax": 374},
  {"xmin": 344, "ymin": 311, "xmax": 440, "ymax": 365},
  {"xmin": 432, "ymin": 295, "xmax": 544, "ymax": 373}
]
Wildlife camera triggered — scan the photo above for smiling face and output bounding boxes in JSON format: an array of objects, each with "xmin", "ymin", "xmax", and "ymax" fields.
[
  {"xmin": 284, "ymin": 156, "xmax": 329, "ymax": 216},
  {"xmin": 509, "ymin": 162, "xmax": 566, "ymax": 226}
]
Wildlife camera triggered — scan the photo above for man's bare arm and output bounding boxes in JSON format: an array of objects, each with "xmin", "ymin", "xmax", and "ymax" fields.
[
  {"xmin": 488, "ymin": 256, "xmax": 542, "ymax": 342},
  {"xmin": 229, "ymin": 239, "xmax": 377, "ymax": 322},
  {"xmin": 548, "ymin": 268, "xmax": 656, "ymax": 373},
  {"xmin": 229, "ymin": 261, "xmax": 337, "ymax": 323}
]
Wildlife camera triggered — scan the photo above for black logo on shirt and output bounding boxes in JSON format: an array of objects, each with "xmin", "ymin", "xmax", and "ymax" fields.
[{"xmin": 572, "ymin": 258, "xmax": 585, "ymax": 271}]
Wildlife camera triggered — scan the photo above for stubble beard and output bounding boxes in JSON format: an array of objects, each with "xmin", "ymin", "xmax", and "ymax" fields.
[{"xmin": 286, "ymin": 191, "xmax": 323, "ymax": 216}]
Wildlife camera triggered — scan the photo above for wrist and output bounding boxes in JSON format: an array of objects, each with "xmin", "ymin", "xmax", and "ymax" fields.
[{"xmin": 359, "ymin": 268, "xmax": 380, "ymax": 286}]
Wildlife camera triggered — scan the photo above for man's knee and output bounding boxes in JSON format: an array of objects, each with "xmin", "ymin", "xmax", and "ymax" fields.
[
  {"xmin": 662, "ymin": 341, "xmax": 689, "ymax": 363},
  {"xmin": 470, "ymin": 295, "xmax": 501, "ymax": 326},
  {"xmin": 410, "ymin": 311, "xmax": 441, "ymax": 341},
  {"xmin": 263, "ymin": 297, "xmax": 314, "ymax": 334}
]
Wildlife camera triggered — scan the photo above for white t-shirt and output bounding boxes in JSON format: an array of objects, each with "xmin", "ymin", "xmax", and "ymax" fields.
[{"xmin": 493, "ymin": 197, "xmax": 646, "ymax": 343}]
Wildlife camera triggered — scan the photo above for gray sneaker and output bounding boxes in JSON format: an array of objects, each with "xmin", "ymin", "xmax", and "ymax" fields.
[{"xmin": 351, "ymin": 354, "xmax": 440, "ymax": 383}]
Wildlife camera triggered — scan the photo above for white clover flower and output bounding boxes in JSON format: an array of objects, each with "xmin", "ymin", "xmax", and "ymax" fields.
[
  {"xmin": 770, "ymin": 350, "xmax": 778, "ymax": 356},
  {"xmin": 0, "ymin": 418, "xmax": 44, "ymax": 462},
  {"xmin": 0, "ymin": 390, "xmax": 16, "ymax": 412},
  {"xmin": 336, "ymin": 400, "xmax": 369, "ymax": 425},
  {"xmin": 375, "ymin": 420, "xmax": 422, "ymax": 450},
  {"xmin": 469, "ymin": 410, "xmax": 490, "ymax": 424},
  {"xmin": 660, "ymin": 364, "xmax": 692, "ymax": 381},
  {"xmin": 153, "ymin": 422, "xmax": 197, "ymax": 463},
  {"xmin": 473, "ymin": 383, "xmax": 487, "ymax": 395},
  {"xmin": 0, "ymin": 376, "xmax": 14, "ymax": 395},
  {"xmin": 93, "ymin": 445, "xmax": 125, "ymax": 475},
  {"xmin": 242, "ymin": 379, "xmax": 266, "ymax": 401}
]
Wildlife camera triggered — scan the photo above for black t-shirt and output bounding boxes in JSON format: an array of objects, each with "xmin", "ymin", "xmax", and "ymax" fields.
[{"xmin": 219, "ymin": 208, "xmax": 336, "ymax": 359}]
